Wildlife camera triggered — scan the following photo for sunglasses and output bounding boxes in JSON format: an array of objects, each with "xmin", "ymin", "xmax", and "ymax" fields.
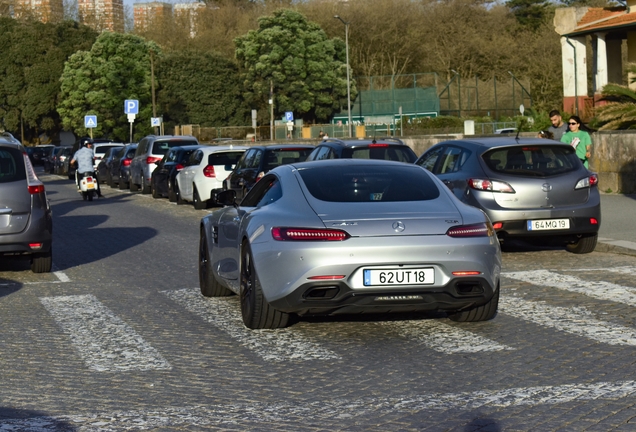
[{"xmin": 568, "ymin": 122, "xmax": 578, "ymax": 125}]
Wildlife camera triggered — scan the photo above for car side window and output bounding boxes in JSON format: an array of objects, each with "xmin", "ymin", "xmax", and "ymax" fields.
[
  {"xmin": 237, "ymin": 149, "xmax": 256, "ymax": 170},
  {"xmin": 315, "ymin": 146, "xmax": 334, "ymax": 160},
  {"xmin": 438, "ymin": 146, "xmax": 468, "ymax": 174},
  {"xmin": 416, "ymin": 146, "xmax": 445, "ymax": 173},
  {"xmin": 241, "ymin": 174, "xmax": 281, "ymax": 207},
  {"xmin": 251, "ymin": 150, "xmax": 263, "ymax": 169}
]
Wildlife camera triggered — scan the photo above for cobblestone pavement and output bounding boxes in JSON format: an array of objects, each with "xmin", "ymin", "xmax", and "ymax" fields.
[{"xmin": 1, "ymin": 171, "xmax": 636, "ymax": 431}]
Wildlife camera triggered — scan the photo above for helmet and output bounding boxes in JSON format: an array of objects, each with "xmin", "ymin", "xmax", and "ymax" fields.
[{"xmin": 82, "ymin": 138, "xmax": 94, "ymax": 148}]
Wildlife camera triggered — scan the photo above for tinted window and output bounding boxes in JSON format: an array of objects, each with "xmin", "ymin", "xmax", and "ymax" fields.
[
  {"xmin": 151, "ymin": 140, "xmax": 197, "ymax": 155},
  {"xmin": 438, "ymin": 146, "xmax": 470, "ymax": 174},
  {"xmin": 249, "ymin": 150, "xmax": 263, "ymax": 169},
  {"xmin": 263, "ymin": 148, "xmax": 313, "ymax": 171},
  {"xmin": 241, "ymin": 174, "xmax": 281, "ymax": 207},
  {"xmin": 0, "ymin": 148, "xmax": 26, "ymax": 183},
  {"xmin": 95, "ymin": 145, "xmax": 122, "ymax": 155},
  {"xmin": 416, "ymin": 146, "xmax": 445, "ymax": 173},
  {"xmin": 299, "ymin": 164, "xmax": 440, "ymax": 202},
  {"xmin": 345, "ymin": 145, "xmax": 416, "ymax": 162},
  {"xmin": 166, "ymin": 149, "xmax": 180, "ymax": 163},
  {"xmin": 208, "ymin": 151, "xmax": 245, "ymax": 166},
  {"xmin": 483, "ymin": 145, "xmax": 580, "ymax": 176},
  {"xmin": 236, "ymin": 149, "xmax": 256, "ymax": 169}
]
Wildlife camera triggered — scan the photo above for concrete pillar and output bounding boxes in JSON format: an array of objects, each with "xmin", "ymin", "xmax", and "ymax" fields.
[
  {"xmin": 594, "ymin": 32, "xmax": 608, "ymax": 94},
  {"xmin": 606, "ymin": 38, "xmax": 623, "ymax": 85},
  {"xmin": 561, "ymin": 36, "xmax": 588, "ymax": 115}
]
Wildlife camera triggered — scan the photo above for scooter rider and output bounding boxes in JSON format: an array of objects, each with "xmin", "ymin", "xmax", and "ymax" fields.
[{"xmin": 70, "ymin": 138, "xmax": 103, "ymax": 198}]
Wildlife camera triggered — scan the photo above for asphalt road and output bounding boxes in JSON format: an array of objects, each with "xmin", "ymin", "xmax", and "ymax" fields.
[{"xmin": 0, "ymin": 170, "xmax": 636, "ymax": 430}]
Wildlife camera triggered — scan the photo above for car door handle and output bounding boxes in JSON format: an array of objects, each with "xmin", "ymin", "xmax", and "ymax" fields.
[{"xmin": 0, "ymin": 208, "xmax": 11, "ymax": 215}]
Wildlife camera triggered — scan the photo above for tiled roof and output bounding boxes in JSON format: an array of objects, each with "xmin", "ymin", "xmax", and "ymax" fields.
[{"xmin": 571, "ymin": 7, "xmax": 636, "ymax": 34}]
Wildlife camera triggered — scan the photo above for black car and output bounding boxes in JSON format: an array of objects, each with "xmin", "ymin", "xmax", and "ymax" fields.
[
  {"xmin": 150, "ymin": 144, "xmax": 202, "ymax": 201},
  {"xmin": 108, "ymin": 144, "xmax": 138, "ymax": 189},
  {"xmin": 27, "ymin": 145, "xmax": 55, "ymax": 166},
  {"xmin": 224, "ymin": 144, "xmax": 315, "ymax": 201},
  {"xmin": 306, "ymin": 138, "xmax": 417, "ymax": 163},
  {"xmin": 44, "ymin": 146, "xmax": 69, "ymax": 174},
  {"xmin": 96, "ymin": 147, "xmax": 122, "ymax": 184}
]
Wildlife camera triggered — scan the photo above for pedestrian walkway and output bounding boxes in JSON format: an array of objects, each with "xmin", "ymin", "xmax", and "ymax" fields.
[{"xmin": 597, "ymin": 193, "xmax": 636, "ymax": 256}]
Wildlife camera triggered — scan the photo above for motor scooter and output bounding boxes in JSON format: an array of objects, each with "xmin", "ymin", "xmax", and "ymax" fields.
[{"xmin": 75, "ymin": 170, "xmax": 97, "ymax": 201}]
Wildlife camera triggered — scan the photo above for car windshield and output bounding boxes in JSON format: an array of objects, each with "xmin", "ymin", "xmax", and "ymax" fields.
[
  {"xmin": 298, "ymin": 164, "xmax": 440, "ymax": 202},
  {"xmin": 0, "ymin": 148, "xmax": 26, "ymax": 183},
  {"xmin": 344, "ymin": 145, "xmax": 416, "ymax": 162},
  {"xmin": 264, "ymin": 148, "xmax": 313, "ymax": 171},
  {"xmin": 209, "ymin": 151, "xmax": 245, "ymax": 166},
  {"xmin": 152, "ymin": 140, "xmax": 198, "ymax": 155},
  {"xmin": 482, "ymin": 145, "xmax": 580, "ymax": 177}
]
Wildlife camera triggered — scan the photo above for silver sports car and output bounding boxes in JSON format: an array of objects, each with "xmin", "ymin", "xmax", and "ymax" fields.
[{"xmin": 199, "ymin": 159, "xmax": 502, "ymax": 329}]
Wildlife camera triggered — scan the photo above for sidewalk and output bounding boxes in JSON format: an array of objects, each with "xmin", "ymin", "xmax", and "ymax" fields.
[{"xmin": 596, "ymin": 194, "xmax": 636, "ymax": 257}]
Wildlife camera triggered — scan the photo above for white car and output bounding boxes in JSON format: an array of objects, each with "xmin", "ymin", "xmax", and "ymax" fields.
[
  {"xmin": 175, "ymin": 145, "xmax": 248, "ymax": 209},
  {"xmin": 92, "ymin": 142, "xmax": 124, "ymax": 171}
]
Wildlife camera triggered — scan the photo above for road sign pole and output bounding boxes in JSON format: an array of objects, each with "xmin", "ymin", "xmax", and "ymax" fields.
[{"xmin": 130, "ymin": 122, "xmax": 133, "ymax": 144}]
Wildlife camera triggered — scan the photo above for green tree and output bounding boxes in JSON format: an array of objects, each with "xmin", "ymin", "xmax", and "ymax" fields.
[
  {"xmin": 0, "ymin": 18, "xmax": 96, "ymax": 143},
  {"xmin": 157, "ymin": 50, "xmax": 249, "ymax": 127},
  {"xmin": 58, "ymin": 32, "xmax": 160, "ymax": 141},
  {"xmin": 234, "ymin": 9, "xmax": 354, "ymax": 123},
  {"xmin": 506, "ymin": 0, "xmax": 553, "ymax": 31},
  {"xmin": 594, "ymin": 74, "xmax": 636, "ymax": 130}
]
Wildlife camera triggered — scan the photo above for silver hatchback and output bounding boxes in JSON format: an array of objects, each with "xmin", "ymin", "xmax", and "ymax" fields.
[
  {"xmin": 416, "ymin": 137, "xmax": 601, "ymax": 253},
  {"xmin": 0, "ymin": 133, "xmax": 52, "ymax": 272}
]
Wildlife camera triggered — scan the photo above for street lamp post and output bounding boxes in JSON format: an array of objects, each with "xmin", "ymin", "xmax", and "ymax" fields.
[{"xmin": 334, "ymin": 15, "xmax": 352, "ymax": 138}]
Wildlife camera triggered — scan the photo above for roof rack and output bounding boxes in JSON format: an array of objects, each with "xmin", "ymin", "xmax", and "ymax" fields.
[{"xmin": 1, "ymin": 132, "xmax": 20, "ymax": 144}]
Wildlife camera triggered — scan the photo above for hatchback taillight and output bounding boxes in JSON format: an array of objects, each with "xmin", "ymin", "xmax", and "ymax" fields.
[
  {"xmin": 468, "ymin": 178, "xmax": 515, "ymax": 193},
  {"xmin": 175, "ymin": 163, "xmax": 184, "ymax": 171},
  {"xmin": 446, "ymin": 222, "xmax": 494, "ymax": 238},
  {"xmin": 122, "ymin": 158, "xmax": 132, "ymax": 167},
  {"xmin": 575, "ymin": 173, "xmax": 598, "ymax": 189},
  {"xmin": 28, "ymin": 185, "xmax": 45, "ymax": 194},
  {"xmin": 272, "ymin": 227, "xmax": 350, "ymax": 241},
  {"xmin": 203, "ymin": 165, "xmax": 216, "ymax": 178},
  {"xmin": 146, "ymin": 156, "xmax": 162, "ymax": 165}
]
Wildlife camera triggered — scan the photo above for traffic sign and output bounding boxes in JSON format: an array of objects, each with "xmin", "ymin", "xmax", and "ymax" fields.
[
  {"xmin": 124, "ymin": 100, "xmax": 139, "ymax": 114},
  {"xmin": 84, "ymin": 115, "xmax": 97, "ymax": 128},
  {"xmin": 285, "ymin": 111, "xmax": 294, "ymax": 122},
  {"xmin": 151, "ymin": 117, "xmax": 161, "ymax": 127}
]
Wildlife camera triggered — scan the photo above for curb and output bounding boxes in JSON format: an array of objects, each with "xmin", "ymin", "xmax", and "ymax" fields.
[{"xmin": 596, "ymin": 239, "xmax": 636, "ymax": 257}]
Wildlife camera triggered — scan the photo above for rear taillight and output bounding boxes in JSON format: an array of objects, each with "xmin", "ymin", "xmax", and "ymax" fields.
[
  {"xmin": 85, "ymin": 177, "xmax": 94, "ymax": 183},
  {"xmin": 468, "ymin": 178, "xmax": 515, "ymax": 193},
  {"xmin": 272, "ymin": 227, "xmax": 350, "ymax": 241},
  {"xmin": 146, "ymin": 156, "xmax": 162, "ymax": 165},
  {"xmin": 368, "ymin": 143, "xmax": 389, "ymax": 148},
  {"xmin": 203, "ymin": 165, "xmax": 216, "ymax": 178},
  {"xmin": 256, "ymin": 171, "xmax": 265, "ymax": 182},
  {"xmin": 446, "ymin": 222, "xmax": 494, "ymax": 238},
  {"xmin": 122, "ymin": 158, "xmax": 132, "ymax": 167},
  {"xmin": 175, "ymin": 163, "xmax": 184, "ymax": 171},
  {"xmin": 575, "ymin": 173, "xmax": 598, "ymax": 189},
  {"xmin": 28, "ymin": 185, "xmax": 45, "ymax": 194}
]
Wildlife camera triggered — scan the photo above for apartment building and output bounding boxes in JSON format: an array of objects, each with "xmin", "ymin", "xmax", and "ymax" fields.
[
  {"xmin": 78, "ymin": 0, "xmax": 125, "ymax": 32},
  {"xmin": 173, "ymin": 2, "xmax": 205, "ymax": 37},
  {"xmin": 133, "ymin": 2, "xmax": 172, "ymax": 31},
  {"xmin": 13, "ymin": 0, "xmax": 64, "ymax": 23}
]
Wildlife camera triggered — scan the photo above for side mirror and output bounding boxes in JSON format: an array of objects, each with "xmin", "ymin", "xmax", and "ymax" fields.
[{"xmin": 216, "ymin": 189, "xmax": 237, "ymax": 207}]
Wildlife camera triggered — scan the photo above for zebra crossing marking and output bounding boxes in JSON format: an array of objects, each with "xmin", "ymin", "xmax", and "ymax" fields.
[
  {"xmin": 162, "ymin": 288, "xmax": 340, "ymax": 361},
  {"xmin": 40, "ymin": 294, "xmax": 171, "ymax": 372}
]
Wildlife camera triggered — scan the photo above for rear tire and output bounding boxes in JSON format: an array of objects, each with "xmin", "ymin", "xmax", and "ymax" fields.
[
  {"xmin": 168, "ymin": 183, "xmax": 177, "ymax": 202},
  {"xmin": 129, "ymin": 175, "xmax": 139, "ymax": 192},
  {"xmin": 140, "ymin": 176, "xmax": 150, "ymax": 194},
  {"xmin": 193, "ymin": 186, "xmax": 207, "ymax": 210},
  {"xmin": 151, "ymin": 179, "xmax": 160, "ymax": 199},
  {"xmin": 448, "ymin": 284, "xmax": 499, "ymax": 322},
  {"xmin": 87, "ymin": 191, "xmax": 94, "ymax": 201},
  {"xmin": 199, "ymin": 231, "xmax": 233, "ymax": 297},
  {"xmin": 240, "ymin": 242, "xmax": 290, "ymax": 329},
  {"xmin": 31, "ymin": 249, "xmax": 52, "ymax": 273},
  {"xmin": 175, "ymin": 181, "xmax": 185, "ymax": 205},
  {"xmin": 108, "ymin": 173, "xmax": 116, "ymax": 188},
  {"xmin": 566, "ymin": 233, "xmax": 597, "ymax": 254}
]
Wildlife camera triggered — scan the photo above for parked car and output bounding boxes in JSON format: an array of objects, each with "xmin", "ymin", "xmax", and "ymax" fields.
[
  {"xmin": 130, "ymin": 135, "xmax": 199, "ymax": 194},
  {"xmin": 108, "ymin": 144, "xmax": 138, "ymax": 189},
  {"xmin": 96, "ymin": 147, "xmax": 122, "ymax": 184},
  {"xmin": 415, "ymin": 137, "xmax": 601, "ymax": 253},
  {"xmin": 44, "ymin": 146, "xmax": 70, "ymax": 174},
  {"xmin": 27, "ymin": 145, "xmax": 55, "ymax": 166},
  {"xmin": 67, "ymin": 138, "xmax": 115, "ymax": 180},
  {"xmin": 53, "ymin": 147, "xmax": 72, "ymax": 176},
  {"xmin": 92, "ymin": 142, "xmax": 124, "ymax": 172},
  {"xmin": 175, "ymin": 146, "xmax": 247, "ymax": 209},
  {"xmin": 200, "ymin": 159, "xmax": 501, "ymax": 329},
  {"xmin": 150, "ymin": 145, "xmax": 202, "ymax": 201},
  {"xmin": 224, "ymin": 144, "xmax": 314, "ymax": 201},
  {"xmin": 0, "ymin": 133, "xmax": 52, "ymax": 272},
  {"xmin": 306, "ymin": 138, "xmax": 417, "ymax": 162}
]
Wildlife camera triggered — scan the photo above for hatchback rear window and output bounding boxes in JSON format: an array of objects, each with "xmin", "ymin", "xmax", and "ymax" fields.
[
  {"xmin": 0, "ymin": 148, "xmax": 26, "ymax": 183},
  {"xmin": 209, "ymin": 151, "xmax": 245, "ymax": 166},
  {"xmin": 152, "ymin": 140, "xmax": 198, "ymax": 155},
  {"xmin": 264, "ymin": 148, "xmax": 313, "ymax": 171},
  {"xmin": 483, "ymin": 145, "xmax": 580, "ymax": 176},
  {"xmin": 299, "ymin": 164, "xmax": 440, "ymax": 202},
  {"xmin": 344, "ymin": 145, "xmax": 416, "ymax": 162}
]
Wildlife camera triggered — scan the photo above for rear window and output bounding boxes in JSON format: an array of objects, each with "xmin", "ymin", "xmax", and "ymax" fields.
[
  {"xmin": 264, "ymin": 148, "xmax": 313, "ymax": 171},
  {"xmin": 208, "ymin": 151, "xmax": 245, "ymax": 166},
  {"xmin": 95, "ymin": 145, "xmax": 122, "ymax": 155},
  {"xmin": 152, "ymin": 140, "xmax": 198, "ymax": 156},
  {"xmin": 298, "ymin": 164, "xmax": 440, "ymax": 202},
  {"xmin": 344, "ymin": 145, "xmax": 416, "ymax": 162},
  {"xmin": 483, "ymin": 145, "xmax": 580, "ymax": 176},
  {"xmin": 0, "ymin": 148, "xmax": 26, "ymax": 183}
]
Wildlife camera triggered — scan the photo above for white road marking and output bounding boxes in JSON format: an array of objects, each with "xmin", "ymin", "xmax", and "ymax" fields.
[
  {"xmin": 40, "ymin": 294, "xmax": 171, "ymax": 372},
  {"xmin": 381, "ymin": 319, "xmax": 514, "ymax": 353},
  {"xmin": 3, "ymin": 380, "xmax": 636, "ymax": 429},
  {"xmin": 503, "ymin": 269, "xmax": 636, "ymax": 306},
  {"xmin": 53, "ymin": 271, "xmax": 70, "ymax": 282},
  {"xmin": 162, "ymin": 288, "xmax": 340, "ymax": 362},
  {"xmin": 500, "ymin": 296, "xmax": 636, "ymax": 345}
]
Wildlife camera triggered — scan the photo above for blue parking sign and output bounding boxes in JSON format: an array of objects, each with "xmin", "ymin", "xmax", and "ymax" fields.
[
  {"xmin": 84, "ymin": 115, "xmax": 97, "ymax": 128},
  {"xmin": 124, "ymin": 100, "xmax": 139, "ymax": 114},
  {"xmin": 285, "ymin": 112, "xmax": 294, "ymax": 122}
]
